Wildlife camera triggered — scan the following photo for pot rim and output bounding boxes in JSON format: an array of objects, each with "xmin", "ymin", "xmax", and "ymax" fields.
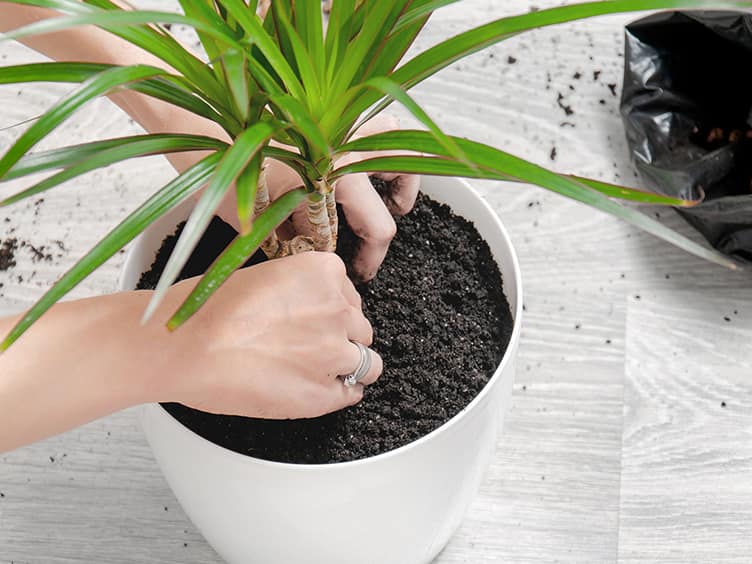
[{"xmin": 124, "ymin": 177, "xmax": 523, "ymax": 471}]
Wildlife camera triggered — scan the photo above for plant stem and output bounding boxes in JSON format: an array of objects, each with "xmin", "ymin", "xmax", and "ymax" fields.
[
  {"xmin": 254, "ymin": 169, "xmax": 335, "ymax": 257},
  {"xmin": 307, "ymin": 189, "xmax": 335, "ymax": 252},
  {"xmin": 325, "ymin": 189, "xmax": 338, "ymax": 243},
  {"xmin": 255, "ymin": 165, "xmax": 282, "ymax": 258}
]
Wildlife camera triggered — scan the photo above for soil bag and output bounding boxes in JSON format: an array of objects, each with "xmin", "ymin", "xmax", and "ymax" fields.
[{"xmin": 621, "ymin": 11, "xmax": 752, "ymax": 262}]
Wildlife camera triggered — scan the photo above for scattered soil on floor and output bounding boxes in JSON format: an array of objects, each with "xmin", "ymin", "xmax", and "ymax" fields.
[
  {"xmin": 0, "ymin": 238, "xmax": 18, "ymax": 271},
  {"xmin": 137, "ymin": 188, "xmax": 513, "ymax": 464}
]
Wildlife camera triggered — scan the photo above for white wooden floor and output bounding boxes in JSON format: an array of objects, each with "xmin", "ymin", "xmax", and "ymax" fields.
[{"xmin": 1, "ymin": 2, "xmax": 751, "ymax": 563}]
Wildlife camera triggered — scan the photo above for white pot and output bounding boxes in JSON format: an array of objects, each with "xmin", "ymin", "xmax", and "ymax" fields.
[{"xmin": 119, "ymin": 176, "xmax": 523, "ymax": 564}]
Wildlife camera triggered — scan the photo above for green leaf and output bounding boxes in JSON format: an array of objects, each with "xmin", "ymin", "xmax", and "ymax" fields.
[
  {"xmin": 393, "ymin": 0, "xmax": 457, "ymax": 30},
  {"xmin": 3, "ymin": 135, "xmax": 221, "ymax": 179},
  {"xmin": 215, "ymin": 0, "xmax": 307, "ymax": 100},
  {"xmin": 0, "ymin": 62, "xmax": 233, "ymax": 129},
  {"xmin": 0, "ymin": 61, "xmax": 111, "ymax": 83},
  {"xmin": 235, "ymin": 154, "xmax": 262, "ymax": 235},
  {"xmin": 3, "ymin": 135, "xmax": 310, "ymax": 183},
  {"xmin": 0, "ymin": 65, "xmax": 167, "ymax": 179},
  {"xmin": 351, "ymin": 0, "xmax": 752, "ymax": 125},
  {"xmin": 294, "ymin": 0, "xmax": 325, "ymax": 78},
  {"xmin": 142, "ymin": 120, "xmax": 283, "ymax": 323},
  {"xmin": 176, "ymin": 0, "xmax": 235, "ymax": 64},
  {"xmin": 268, "ymin": 94, "xmax": 330, "ymax": 158},
  {"xmin": 368, "ymin": 9, "xmax": 430, "ymax": 78},
  {"xmin": 333, "ymin": 155, "xmax": 500, "ymax": 179},
  {"xmin": 333, "ymin": 133, "xmax": 738, "ymax": 270},
  {"xmin": 221, "ymin": 48, "xmax": 252, "ymax": 123},
  {"xmin": 328, "ymin": 1, "xmax": 409, "ymax": 98},
  {"xmin": 339, "ymin": 130, "xmax": 702, "ymax": 207},
  {"xmin": 324, "ymin": 0, "xmax": 357, "ymax": 81},
  {"xmin": 0, "ymin": 152, "xmax": 222, "ymax": 351},
  {"xmin": 394, "ymin": 0, "xmax": 752, "ymax": 92},
  {"xmin": 263, "ymin": 145, "xmax": 316, "ymax": 180},
  {"xmin": 361, "ymin": 76, "xmax": 470, "ymax": 165},
  {"xmin": 568, "ymin": 175, "xmax": 703, "ymax": 207},
  {"xmin": 322, "ymin": 14, "xmax": 431, "ymax": 140},
  {"xmin": 166, "ymin": 187, "xmax": 307, "ymax": 330},
  {"xmin": 0, "ymin": 135, "xmax": 227, "ymax": 205},
  {"xmin": 2, "ymin": 7, "xmax": 243, "ymax": 50},
  {"xmin": 268, "ymin": 2, "xmax": 323, "ymax": 110}
]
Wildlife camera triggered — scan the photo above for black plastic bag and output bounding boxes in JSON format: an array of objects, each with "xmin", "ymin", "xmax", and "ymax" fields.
[{"xmin": 621, "ymin": 11, "xmax": 752, "ymax": 262}]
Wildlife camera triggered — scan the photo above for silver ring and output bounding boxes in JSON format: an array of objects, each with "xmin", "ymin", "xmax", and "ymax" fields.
[{"xmin": 343, "ymin": 341, "xmax": 372, "ymax": 387}]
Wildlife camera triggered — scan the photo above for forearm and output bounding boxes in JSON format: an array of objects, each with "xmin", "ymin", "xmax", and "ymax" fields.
[{"xmin": 0, "ymin": 292, "xmax": 159, "ymax": 452}]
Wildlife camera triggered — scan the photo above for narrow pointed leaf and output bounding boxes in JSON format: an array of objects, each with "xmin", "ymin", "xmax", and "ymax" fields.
[
  {"xmin": 235, "ymin": 154, "xmax": 262, "ymax": 234},
  {"xmin": 167, "ymin": 187, "xmax": 307, "ymax": 330},
  {"xmin": 332, "ymin": 140, "xmax": 738, "ymax": 269},
  {"xmin": 176, "ymin": 0, "xmax": 235, "ymax": 64},
  {"xmin": 394, "ymin": 0, "xmax": 457, "ymax": 30},
  {"xmin": 0, "ymin": 62, "xmax": 229, "ymax": 126},
  {"xmin": 360, "ymin": 77, "xmax": 469, "ymax": 164},
  {"xmin": 221, "ymin": 49, "xmax": 251, "ymax": 123},
  {"xmin": 215, "ymin": 0, "xmax": 306, "ymax": 99},
  {"xmin": 329, "ymin": 1, "xmax": 409, "ymax": 96},
  {"xmin": 568, "ymin": 175, "xmax": 703, "ymax": 207},
  {"xmin": 2, "ymin": 9, "xmax": 244, "ymax": 50},
  {"xmin": 0, "ymin": 61, "xmax": 111, "ymax": 83},
  {"xmin": 295, "ymin": 0, "xmax": 325, "ymax": 75},
  {"xmin": 269, "ymin": 2, "xmax": 323, "ymax": 107},
  {"xmin": 324, "ymin": 0, "xmax": 357, "ymax": 80},
  {"xmin": 0, "ymin": 135, "xmax": 226, "ymax": 205},
  {"xmin": 0, "ymin": 153, "xmax": 221, "ymax": 351},
  {"xmin": 334, "ymin": 155, "xmax": 501, "ymax": 179},
  {"xmin": 4, "ymin": 134, "xmax": 225, "ymax": 180},
  {"xmin": 340, "ymin": 131, "xmax": 704, "ymax": 207},
  {"xmin": 394, "ymin": 0, "xmax": 752, "ymax": 92}
]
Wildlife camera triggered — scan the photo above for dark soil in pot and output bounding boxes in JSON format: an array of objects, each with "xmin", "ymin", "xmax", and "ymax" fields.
[{"xmin": 137, "ymin": 185, "xmax": 513, "ymax": 464}]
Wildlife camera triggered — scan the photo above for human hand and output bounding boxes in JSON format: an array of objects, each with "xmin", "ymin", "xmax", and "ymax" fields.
[
  {"xmin": 0, "ymin": 253, "xmax": 380, "ymax": 452},
  {"xmin": 152, "ymin": 252, "xmax": 382, "ymax": 419},
  {"xmin": 322, "ymin": 115, "xmax": 422, "ymax": 281}
]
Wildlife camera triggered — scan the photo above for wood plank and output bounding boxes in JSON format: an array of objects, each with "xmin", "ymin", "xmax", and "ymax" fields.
[
  {"xmin": 0, "ymin": 409, "xmax": 220, "ymax": 564},
  {"xmin": 619, "ymin": 290, "xmax": 752, "ymax": 564},
  {"xmin": 438, "ymin": 357, "xmax": 625, "ymax": 563}
]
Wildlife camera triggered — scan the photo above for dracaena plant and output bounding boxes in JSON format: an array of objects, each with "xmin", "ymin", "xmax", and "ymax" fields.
[{"xmin": 0, "ymin": 0, "xmax": 744, "ymax": 350}]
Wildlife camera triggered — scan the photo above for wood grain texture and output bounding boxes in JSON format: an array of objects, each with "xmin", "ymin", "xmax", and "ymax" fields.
[
  {"xmin": 619, "ymin": 291, "xmax": 752, "ymax": 564},
  {"xmin": 1, "ymin": 1, "xmax": 751, "ymax": 562}
]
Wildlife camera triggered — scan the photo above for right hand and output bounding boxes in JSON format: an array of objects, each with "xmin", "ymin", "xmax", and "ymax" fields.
[{"xmin": 153, "ymin": 252, "xmax": 382, "ymax": 420}]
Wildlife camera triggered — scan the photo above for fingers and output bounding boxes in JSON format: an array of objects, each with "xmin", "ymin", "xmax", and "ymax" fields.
[
  {"xmin": 318, "ymin": 342, "xmax": 383, "ymax": 415},
  {"xmin": 373, "ymin": 172, "xmax": 420, "ymax": 216},
  {"xmin": 335, "ymin": 172, "xmax": 397, "ymax": 281},
  {"xmin": 357, "ymin": 346, "xmax": 383, "ymax": 386},
  {"xmin": 341, "ymin": 275, "xmax": 362, "ymax": 307},
  {"xmin": 340, "ymin": 341, "xmax": 383, "ymax": 386},
  {"xmin": 345, "ymin": 305, "xmax": 373, "ymax": 346}
]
